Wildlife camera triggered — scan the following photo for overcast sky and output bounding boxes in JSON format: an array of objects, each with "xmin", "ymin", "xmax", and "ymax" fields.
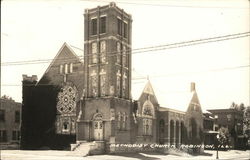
[{"xmin": 1, "ymin": 0, "xmax": 249, "ymax": 111}]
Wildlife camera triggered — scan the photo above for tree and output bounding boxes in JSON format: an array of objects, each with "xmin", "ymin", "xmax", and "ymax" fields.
[
  {"xmin": 230, "ymin": 102, "xmax": 245, "ymax": 111},
  {"xmin": 230, "ymin": 102, "xmax": 237, "ymax": 109},
  {"xmin": 218, "ymin": 127, "xmax": 230, "ymax": 148},
  {"xmin": 243, "ymin": 106, "xmax": 250, "ymax": 138},
  {"xmin": 239, "ymin": 103, "xmax": 245, "ymax": 111}
]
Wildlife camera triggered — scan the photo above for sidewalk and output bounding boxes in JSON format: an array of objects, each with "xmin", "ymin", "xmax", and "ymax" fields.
[{"xmin": 1, "ymin": 149, "xmax": 249, "ymax": 160}]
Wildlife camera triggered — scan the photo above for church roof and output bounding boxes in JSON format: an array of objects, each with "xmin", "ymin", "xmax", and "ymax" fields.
[
  {"xmin": 36, "ymin": 42, "xmax": 83, "ymax": 85},
  {"xmin": 138, "ymin": 80, "xmax": 159, "ymax": 104},
  {"xmin": 132, "ymin": 80, "xmax": 201, "ymax": 113},
  {"xmin": 69, "ymin": 45, "xmax": 84, "ymax": 59}
]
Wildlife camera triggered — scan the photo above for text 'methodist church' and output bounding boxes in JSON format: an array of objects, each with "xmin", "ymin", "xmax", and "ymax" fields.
[{"xmin": 21, "ymin": 2, "xmax": 203, "ymax": 153}]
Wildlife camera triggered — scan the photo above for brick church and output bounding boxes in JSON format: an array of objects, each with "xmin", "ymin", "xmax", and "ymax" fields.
[{"xmin": 21, "ymin": 2, "xmax": 203, "ymax": 154}]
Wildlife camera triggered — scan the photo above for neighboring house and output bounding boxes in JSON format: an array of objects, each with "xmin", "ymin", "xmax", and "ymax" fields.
[
  {"xmin": 203, "ymin": 111, "xmax": 218, "ymax": 148},
  {"xmin": 208, "ymin": 108, "xmax": 244, "ymax": 149},
  {"xmin": 0, "ymin": 96, "xmax": 21, "ymax": 149},
  {"xmin": 21, "ymin": 2, "xmax": 204, "ymax": 154}
]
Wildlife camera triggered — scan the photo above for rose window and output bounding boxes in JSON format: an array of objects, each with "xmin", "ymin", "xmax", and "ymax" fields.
[{"xmin": 57, "ymin": 85, "xmax": 77, "ymax": 114}]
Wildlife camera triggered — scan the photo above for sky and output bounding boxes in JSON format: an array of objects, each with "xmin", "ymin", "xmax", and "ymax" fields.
[{"xmin": 1, "ymin": 0, "xmax": 249, "ymax": 111}]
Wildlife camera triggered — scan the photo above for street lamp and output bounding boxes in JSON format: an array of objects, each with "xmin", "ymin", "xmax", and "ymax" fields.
[{"xmin": 216, "ymin": 134, "xmax": 220, "ymax": 159}]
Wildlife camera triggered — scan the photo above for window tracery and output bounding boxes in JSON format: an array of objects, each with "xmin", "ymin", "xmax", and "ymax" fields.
[
  {"xmin": 142, "ymin": 100, "xmax": 154, "ymax": 117},
  {"xmin": 117, "ymin": 112, "xmax": 121, "ymax": 130},
  {"xmin": 117, "ymin": 112, "xmax": 127, "ymax": 130},
  {"xmin": 116, "ymin": 42, "xmax": 121, "ymax": 63},
  {"xmin": 122, "ymin": 72, "xmax": 127, "ymax": 97},
  {"xmin": 116, "ymin": 70, "xmax": 121, "ymax": 96},
  {"xmin": 143, "ymin": 118, "xmax": 152, "ymax": 135},
  {"xmin": 92, "ymin": 42, "xmax": 98, "ymax": 63},
  {"xmin": 100, "ymin": 41, "xmax": 106, "ymax": 63},
  {"xmin": 142, "ymin": 100, "xmax": 154, "ymax": 136},
  {"xmin": 122, "ymin": 46, "xmax": 127, "ymax": 66},
  {"xmin": 57, "ymin": 84, "xmax": 78, "ymax": 114},
  {"xmin": 90, "ymin": 70, "xmax": 98, "ymax": 97},
  {"xmin": 100, "ymin": 69, "xmax": 106, "ymax": 96}
]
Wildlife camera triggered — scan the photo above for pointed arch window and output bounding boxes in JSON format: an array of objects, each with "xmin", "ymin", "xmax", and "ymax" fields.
[
  {"xmin": 122, "ymin": 72, "xmax": 127, "ymax": 97},
  {"xmin": 100, "ymin": 41, "xmax": 106, "ymax": 63},
  {"xmin": 117, "ymin": 112, "xmax": 121, "ymax": 130},
  {"xmin": 90, "ymin": 70, "xmax": 98, "ymax": 97},
  {"xmin": 55, "ymin": 83, "xmax": 78, "ymax": 135},
  {"xmin": 143, "ymin": 119, "xmax": 152, "ymax": 135},
  {"xmin": 122, "ymin": 46, "xmax": 127, "ymax": 67},
  {"xmin": 117, "ymin": 42, "xmax": 121, "ymax": 63},
  {"xmin": 142, "ymin": 100, "xmax": 154, "ymax": 136},
  {"xmin": 117, "ymin": 112, "xmax": 127, "ymax": 130},
  {"xmin": 122, "ymin": 112, "xmax": 127, "ymax": 130},
  {"xmin": 92, "ymin": 42, "xmax": 98, "ymax": 64},
  {"xmin": 100, "ymin": 69, "xmax": 106, "ymax": 96},
  {"xmin": 116, "ymin": 70, "xmax": 121, "ymax": 96}
]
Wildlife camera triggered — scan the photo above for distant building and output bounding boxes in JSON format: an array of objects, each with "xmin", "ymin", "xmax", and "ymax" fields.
[
  {"xmin": 203, "ymin": 111, "xmax": 218, "ymax": 148},
  {"xmin": 208, "ymin": 109, "xmax": 244, "ymax": 149},
  {"xmin": 0, "ymin": 96, "xmax": 21, "ymax": 149},
  {"xmin": 21, "ymin": 2, "xmax": 204, "ymax": 154}
]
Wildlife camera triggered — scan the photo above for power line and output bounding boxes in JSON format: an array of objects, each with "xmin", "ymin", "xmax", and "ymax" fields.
[
  {"xmin": 1, "ymin": 64, "xmax": 249, "ymax": 87},
  {"xmin": 80, "ymin": 0, "xmax": 249, "ymax": 10},
  {"xmin": 2, "ymin": 32, "xmax": 249, "ymax": 65},
  {"xmin": 1, "ymin": 32, "xmax": 249, "ymax": 66}
]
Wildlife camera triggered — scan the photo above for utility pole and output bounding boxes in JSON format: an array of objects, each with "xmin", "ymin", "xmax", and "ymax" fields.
[{"xmin": 216, "ymin": 134, "xmax": 220, "ymax": 159}]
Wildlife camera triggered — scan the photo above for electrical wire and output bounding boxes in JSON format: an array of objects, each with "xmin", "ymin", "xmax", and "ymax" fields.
[
  {"xmin": 1, "ymin": 32, "xmax": 249, "ymax": 66},
  {"xmin": 80, "ymin": 0, "xmax": 249, "ymax": 10},
  {"xmin": 1, "ymin": 64, "xmax": 249, "ymax": 87}
]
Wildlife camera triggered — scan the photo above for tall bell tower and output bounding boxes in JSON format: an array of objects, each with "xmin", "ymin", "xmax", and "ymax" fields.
[
  {"xmin": 83, "ymin": 2, "xmax": 132, "ymax": 99},
  {"xmin": 76, "ymin": 3, "xmax": 133, "ymax": 144}
]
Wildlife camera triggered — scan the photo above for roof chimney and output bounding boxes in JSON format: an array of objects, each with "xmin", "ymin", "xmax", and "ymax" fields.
[{"xmin": 191, "ymin": 82, "xmax": 196, "ymax": 92}]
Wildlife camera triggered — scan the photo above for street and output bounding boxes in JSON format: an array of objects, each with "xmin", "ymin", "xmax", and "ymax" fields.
[{"xmin": 1, "ymin": 150, "xmax": 249, "ymax": 160}]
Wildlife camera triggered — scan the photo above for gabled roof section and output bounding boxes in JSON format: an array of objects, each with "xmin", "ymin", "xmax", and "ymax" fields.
[
  {"xmin": 186, "ymin": 85, "xmax": 203, "ymax": 113},
  {"xmin": 36, "ymin": 42, "xmax": 83, "ymax": 85},
  {"xmin": 143, "ymin": 81, "xmax": 155, "ymax": 95},
  {"xmin": 138, "ymin": 80, "xmax": 159, "ymax": 105}
]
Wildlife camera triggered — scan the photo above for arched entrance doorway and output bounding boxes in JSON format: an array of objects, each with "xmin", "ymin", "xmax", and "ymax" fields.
[{"xmin": 93, "ymin": 113, "xmax": 103, "ymax": 141}]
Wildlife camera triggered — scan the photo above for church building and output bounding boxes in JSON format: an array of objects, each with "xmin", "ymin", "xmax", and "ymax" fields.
[{"xmin": 21, "ymin": 2, "xmax": 203, "ymax": 154}]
